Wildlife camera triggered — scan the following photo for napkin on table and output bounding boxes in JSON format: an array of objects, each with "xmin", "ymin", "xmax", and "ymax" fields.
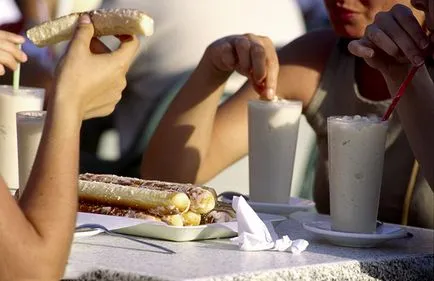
[{"xmin": 231, "ymin": 196, "xmax": 309, "ymax": 253}]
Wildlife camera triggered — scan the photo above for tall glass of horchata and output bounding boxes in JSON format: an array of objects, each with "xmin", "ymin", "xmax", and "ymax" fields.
[
  {"xmin": 248, "ymin": 98, "xmax": 302, "ymax": 204},
  {"xmin": 0, "ymin": 86, "xmax": 44, "ymax": 193},
  {"xmin": 328, "ymin": 115, "xmax": 388, "ymax": 233},
  {"xmin": 17, "ymin": 111, "xmax": 46, "ymax": 197}
]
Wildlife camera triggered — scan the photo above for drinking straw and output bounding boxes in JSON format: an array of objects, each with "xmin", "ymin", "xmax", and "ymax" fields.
[
  {"xmin": 382, "ymin": 65, "xmax": 422, "ymax": 121},
  {"xmin": 13, "ymin": 44, "xmax": 22, "ymax": 90}
]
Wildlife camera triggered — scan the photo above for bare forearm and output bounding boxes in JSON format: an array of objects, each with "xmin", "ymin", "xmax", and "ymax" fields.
[
  {"xmin": 142, "ymin": 58, "xmax": 230, "ymax": 183},
  {"xmin": 18, "ymin": 0, "xmax": 57, "ymax": 23},
  {"xmin": 142, "ymin": 34, "xmax": 281, "ymax": 184},
  {"xmin": 0, "ymin": 102, "xmax": 81, "ymax": 279},
  {"xmin": 384, "ymin": 66, "xmax": 434, "ymax": 189},
  {"xmin": 19, "ymin": 103, "xmax": 81, "ymax": 272}
]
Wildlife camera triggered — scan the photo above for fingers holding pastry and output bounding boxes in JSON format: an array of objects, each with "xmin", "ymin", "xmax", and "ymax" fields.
[
  {"xmin": 49, "ymin": 13, "xmax": 142, "ymax": 121},
  {"xmin": 26, "ymin": 8, "xmax": 154, "ymax": 47}
]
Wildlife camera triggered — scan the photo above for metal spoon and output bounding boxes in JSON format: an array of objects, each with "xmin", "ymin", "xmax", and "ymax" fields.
[
  {"xmin": 218, "ymin": 191, "xmax": 249, "ymax": 202},
  {"xmin": 376, "ymin": 220, "xmax": 413, "ymax": 238},
  {"xmin": 75, "ymin": 223, "xmax": 176, "ymax": 254}
]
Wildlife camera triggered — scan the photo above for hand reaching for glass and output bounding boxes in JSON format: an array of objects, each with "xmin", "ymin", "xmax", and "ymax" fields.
[{"xmin": 202, "ymin": 34, "xmax": 279, "ymax": 100}]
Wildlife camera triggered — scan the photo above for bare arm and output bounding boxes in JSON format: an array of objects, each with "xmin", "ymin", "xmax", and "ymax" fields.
[
  {"xmin": 0, "ymin": 15, "xmax": 139, "ymax": 280},
  {"xmin": 142, "ymin": 31, "xmax": 335, "ymax": 184},
  {"xmin": 17, "ymin": 0, "xmax": 57, "ymax": 23},
  {"xmin": 1, "ymin": 99, "xmax": 82, "ymax": 280},
  {"xmin": 142, "ymin": 57, "xmax": 232, "ymax": 183},
  {"xmin": 348, "ymin": 4, "xmax": 434, "ymax": 189},
  {"xmin": 384, "ymin": 67, "xmax": 434, "ymax": 188}
]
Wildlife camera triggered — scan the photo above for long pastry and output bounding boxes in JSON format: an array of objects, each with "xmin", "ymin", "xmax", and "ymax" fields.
[
  {"xmin": 27, "ymin": 8, "xmax": 154, "ymax": 47},
  {"xmin": 79, "ymin": 180, "xmax": 190, "ymax": 216},
  {"xmin": 79, "ymin": 201, "xmax": 161, "ymax": 221},
  {"xmin": 78, "ymin": 201, "xmax": 184, "ymax": 226},
  {"xmin": 80, "ymin": 173, "xmax": 216, "ymax": 214}
]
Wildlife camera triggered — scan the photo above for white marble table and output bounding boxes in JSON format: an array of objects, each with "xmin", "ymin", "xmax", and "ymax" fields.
[{"xmin": 64, "ymin": 213, "xmax": 434, "ymax": 281}]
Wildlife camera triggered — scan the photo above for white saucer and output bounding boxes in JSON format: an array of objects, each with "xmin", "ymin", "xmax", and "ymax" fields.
[
  {"xmin": 303, "ymin": 220, "xmax": 409, "ymax": 248},
  {"xmin": 248, "ymin": 197, "xmax": 316, "ymax": 216}
]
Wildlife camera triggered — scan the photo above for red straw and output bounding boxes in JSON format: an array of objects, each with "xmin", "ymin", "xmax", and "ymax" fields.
[{"xmin": 382, "ymin": 65, "xmax": 422, "ymax": 121}]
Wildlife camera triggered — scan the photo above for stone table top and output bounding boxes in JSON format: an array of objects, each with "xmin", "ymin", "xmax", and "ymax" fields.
[{"xmin": 63, "ymin": 212, "xmax": 434, "ymax": 281}]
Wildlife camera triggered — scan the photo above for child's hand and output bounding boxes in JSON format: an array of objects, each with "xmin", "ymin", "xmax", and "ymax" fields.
[{"xmin": 0, "ymin": 31, "xmax": 27, "ymax": 75}]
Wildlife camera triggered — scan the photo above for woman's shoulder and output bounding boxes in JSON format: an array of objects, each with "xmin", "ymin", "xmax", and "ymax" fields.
[
  {"xmin": 276, "ymin": 29, "xmax": 339, "ymax": 104},
  {"xmin": 278, "ymin": 28, "xmax": 338, "ymax": 65}
]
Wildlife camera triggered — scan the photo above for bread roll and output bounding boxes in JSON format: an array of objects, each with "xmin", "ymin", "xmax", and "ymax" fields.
[
  {"xmin": 201, "ymin": 201, "xmax": 236, "ymax": 224},
  {"xmin": 27, "ymin": 8, "xmax": 154, "ymax": 47},
  {"xmin": 161, "ymin": 214, "xmax": 184, "ymax": 227},
  {"xmin": 181, "ymin": 211, "xmax": 202, "ymax": 226}
]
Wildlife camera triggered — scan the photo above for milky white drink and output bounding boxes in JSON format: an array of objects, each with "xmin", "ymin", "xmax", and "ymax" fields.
[
  {"xmin": 17, "ymin": 111, "xmax": 46, "ymax": 195},
  {"xmin": 328, "ymin": 115, "xmax": 388, "ymax": 233},
  {"xmin": 0, "ymin": 86, "xmax": 44, "ymax": 191},
  {"xmin": 248, "ymin": 99, "xmax": 302, "ymax": 203}
]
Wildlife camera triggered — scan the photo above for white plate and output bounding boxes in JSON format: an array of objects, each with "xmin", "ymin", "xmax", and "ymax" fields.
[
  {"xmin": 76, "ymin": 212, "xmax": 285, "ymax": 242},
  {"xmin": 303, "ymin": 220, "xmax": 409, "ymax": 248},
  {"xmin": 248, "ymin": 197, "xmax": 315, "ymax": 216},
  {"xmin": 73, "ymin": 227, "xmax": 103, "ymax": 240}
]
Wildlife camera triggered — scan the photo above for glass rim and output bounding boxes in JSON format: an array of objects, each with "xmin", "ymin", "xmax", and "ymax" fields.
[
  {"xmin": 16, "ymin": 110, "xmax": 47, "ymax": 120},
  {"xmin": 248, "ymin": 98, "xmax": 302, "ymax": 108},
  {"xmin": 0, "ymin": 85, "xmax": 45, "ymax": 91},
  {"xmin": 327, "ymin": 115, "xmax": 388, "ymax": 125},
  {"xmin": 0, "ymin": 85, "xmax": 45, "ymax": 97}
]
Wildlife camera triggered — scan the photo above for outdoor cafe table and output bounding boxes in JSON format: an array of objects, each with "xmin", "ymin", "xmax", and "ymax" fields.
[{"xmin": 64, "ymin": 212, "xmax": 434, "ymax": 281}]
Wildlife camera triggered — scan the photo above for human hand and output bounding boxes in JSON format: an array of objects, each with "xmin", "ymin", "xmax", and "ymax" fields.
[
  {"xmin": 203, "ymin": 34, "xmax": 279, "ymax": 100},
  {"xmin": 348, "ymin": 4, "xmax": 431, "ymax": 77},
  {"xmin": 52, "ymin": 14, "xmax": 139, "ymax": 120},
  {"xmin": 0, "ymin": 31, "xmax": 27, "ymax": 75}
]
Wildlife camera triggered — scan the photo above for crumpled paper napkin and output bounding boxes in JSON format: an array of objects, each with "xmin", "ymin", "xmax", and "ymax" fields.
[{"xmin": 231, "ymin": 196, "xmax": 309, "ymax": 253}]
